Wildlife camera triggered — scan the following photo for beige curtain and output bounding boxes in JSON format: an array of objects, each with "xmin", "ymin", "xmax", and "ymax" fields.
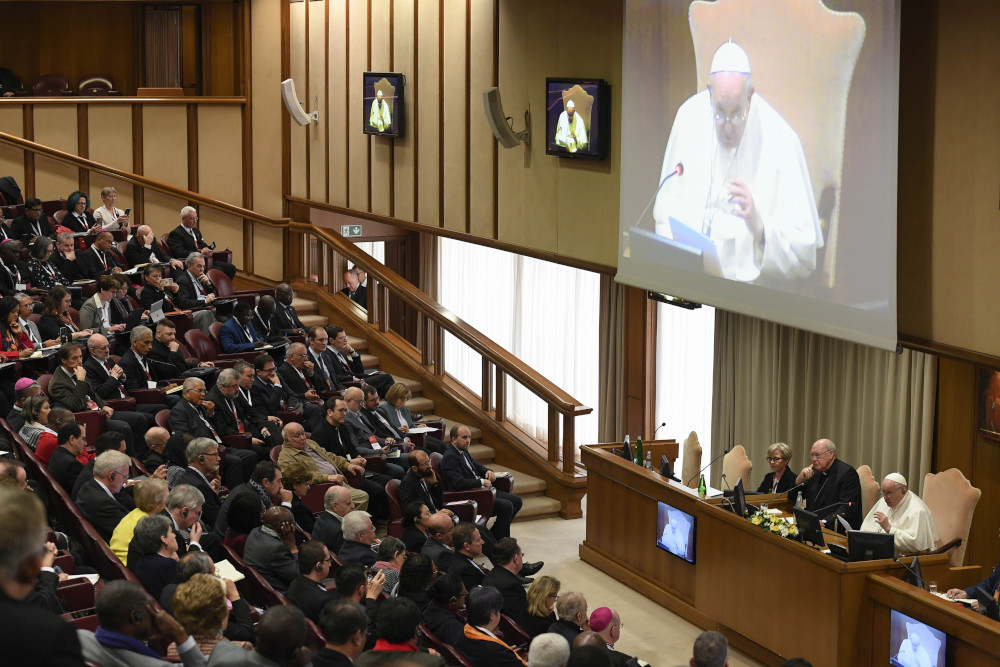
[
  {"xmin": 597, "ymin": 276, "xmax": 626, "ymax": 442},
  {"xmin": 711, "ymin": 310, "xmax": 937, "ymax": 493}
]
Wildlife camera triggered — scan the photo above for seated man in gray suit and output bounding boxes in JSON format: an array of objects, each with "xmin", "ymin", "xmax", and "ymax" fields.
[{"xmin": 243, "ymin": 506, "xmax": 300, "ymax": 592}]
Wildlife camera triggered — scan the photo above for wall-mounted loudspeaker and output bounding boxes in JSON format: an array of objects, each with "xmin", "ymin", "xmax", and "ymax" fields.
[
  {"xmin": 281, "ymin": 78, "xmax": 318, "ymax": 126},
  {"xmin": 483, "ymin": 87, "xmax": 529, "ymax": 148}
]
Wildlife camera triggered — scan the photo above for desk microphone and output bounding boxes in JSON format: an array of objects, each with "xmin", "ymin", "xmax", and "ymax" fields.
[
  {"xmin": 811, "ymin": 501, "xmax": 851, "ymax": 518},
  {"xmin": 630, "ymin": 163, "xmax": 684, "ymax": 229},
  {"xmin": 651, "ymin": 422, "xmax": 667, "ymax": 440},
  {"xmin": 719, "ymin": 473, "xmax": 738, "ymax": 515},
  {"xmin": 686, "ymin": 447, "xmax": 730, "ymax": 487},
  {"xmin": 893, "ymin": 555, "xmax": 927, "ymax": 590}
]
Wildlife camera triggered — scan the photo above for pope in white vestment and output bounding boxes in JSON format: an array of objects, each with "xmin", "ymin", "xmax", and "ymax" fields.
[
  {"xmin": 860, "ymin": 472, "xmax": 939, "ymax": 555},
  {"xmin": 554, "ymin": 99, "xmax": 588, "ymax": 153},
  {"xmin": 370, "ymin": 91, "xmax": 391, "ymax": 133},
  {"xmin": 652, "ymin": 42, "xmax": 822, "ymax": 283}
]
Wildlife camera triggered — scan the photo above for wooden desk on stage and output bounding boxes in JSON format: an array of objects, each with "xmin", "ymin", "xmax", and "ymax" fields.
[{"xmin": 580, "ymin": 444, "xmax": 952, "ymax": 667}]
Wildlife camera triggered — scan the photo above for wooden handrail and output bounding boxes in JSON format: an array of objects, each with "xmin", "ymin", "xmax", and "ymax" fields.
[
  {"xmin": 288, "ymin": 221, "xmax": 591, "ymax": 420},
  {"xmin": 0, "ymin": 130, "xmax": 288, "ymax": 228}
]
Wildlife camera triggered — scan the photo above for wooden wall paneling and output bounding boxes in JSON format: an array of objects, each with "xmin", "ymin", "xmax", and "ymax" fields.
[
  {"xmin": 415, "ymin": 0, "xmax": 441, "ymax": 225},
  {"xmin": 391, "ymin": 0, "xmax": 416, "ymax": 222},
  {"xmin": 328, "ymin": 0, "xmax": 350, "ymax": 207},
  {"xmin": 87, "ymin": 104, "xmax": 135, "ymax": 211},
  {"xmin": 197, "ymin": 105, "xmax": 245, "ymax": 268},
  {"xmin": 145, "ymin": 7, "xmax": 183, "ymax": 88},
  {"xmin": 308, "ymin": 0, "xmax": 328, "ymax": 202},
  {"xmin": 369, "ymin": 0, "xmax": 393, "ymax": 218},
  {"xmin": 288, "ymin": 1, "xmax": 308, "ymax": 199},
  {"xmin": 205, "ymin": 2, "xmax": 238, "ymax": 96},
  {"xmin": 467, "ymin": 0, "xmax": 496, "ymax": 239},
  {"xmin": 347, "ymin": 0, "xmax": 370, "ymax": 211},
  {"xmin": 254, "ymin": 224, "xmax": 286, "ymax": 281},
  {"xmin": 32, "ymin": 105, "xmax": 79, "ymax": 199},
  {"xmin": 440, "ymin": 0, "xmax": 468, "ymax": 232},
  {"xmin": 181, "ymin": 6, "xmax": 201, "ymax": 94},
  {"xmin": 141, "ymin": 105, "xmax": 188, "ymax": 224},
  {"xmin": 250, "ymin": 0, "xmax": 284, "ymax": 219},
  {"xmin": 0, "ymin": 107, "xmax": 26, "ymax": 193}
]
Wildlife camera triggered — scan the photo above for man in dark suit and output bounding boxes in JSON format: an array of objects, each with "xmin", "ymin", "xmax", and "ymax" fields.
[
  {"xmin": 450, "ymin": 523, "xmax": 489, "ymax": 591},
  {"xmin": 285, "ymin": 540, "xmax": 338, "ymax": 623},
  {"xmin": 547, "ymin": 592, "xmax": 589, "ymax": 646},
  {"xmin": 0, "ymin": 240, "xmax": 29, "ymax": 297},
  {"xmin": 168, "ymin": 206, "xmax": 236, "ymax": 279},
  {"xmin": 85, "ymin": 331, "xmax": 169, "ymax": 431},
  {"xmin": 116, "ymin": 325, "xmax": 178, "ymax": 406},
  {"xmin": 441, "ymin": 425, "xmax": 522, "ymax": 540},
  {"xmin": 338, "ymin": 510, "xmax": 378, "ymax": 567},
  {"xmin": 207, "ymin": 368, "xmax": 279, "ymax": 461},
  {"xmin": 0, "ymin": 487, "xmax": 85, "ymax": 666},
  {"xmin": 71, "ymin": 430, "xmax": 143, "ymax": 504},
  {"xmin": 220, "ymin": 302, "xmax": 266, "ymax": 353},
  {"xmin": 48, "ymin": 421, "xmax": 88, "ymax": 493},
  {"xmin": 456, "ymin": 586, "xmax": 526, "ymax": 667},
  {"xmin": 399, "ymin": 450, "xmax": 448, "ymax": 514},
  {"xmin": 339, "ymin": 268, "xmax": 367, "ymax": 308},
  {"xmin": 48, "ymin": 342, "xmax": 147, "ymax": 456},
  {"xmin": 481, "ymin": 537, "xmax": 531, "ymax": 629},
  {"xmin": 52, "ymin": 231, "xmax": 87, "ymax": 283},
  {"xmin": 274, "ymin": 282, "xmax": 307, "ymax": 335},
  {"xmin": 312, "ymin": 485, "xmax": 354, "ymax": 555},
  {"xmin": 172, "ymin": 252, "xmax": 219, "ymax": 310},
  {"xmin": 176, "ymin": 437, "xmax": 225, "ymax": 530},
  {"xmin": 75, "ymin": 449, "xmax": 132, "ymax": 542},
  {"xmin": 9, "ymin": 198, "xmax": 48, "ymax": 242},
  {"xmin": 793, "ymin": 438, "xmax": 862, "ymax": 532},
  {"xmin": 589, "ymin": 607, "xmax": 643, "ymax": 667},
  {"xmin": 214, "ymin": 460, "xmax": 290, "ymax": 537},
  {"xmin": 279, "ymin": 342, "xmax": 323, "ymax": 430},
  {"xmin": 125, "ymin": 224, "xmax": 185, "ymax": 269},
  {"xmin": 244, "ymin": 506, "xmax": 300, "ymax": 592},
  {"xmin": 149, "ymin": 319, "xmax": 216, "ymax": 376},
  {"xmin": 305, "ymin": 326, "xmax": 344, "ymax": 393},
  {"xmin": 341, "ymin": 387, "xmax": 407, "ymax": 477},
  {"xmin": 420, "ymin": 513, "xmax": 456, "ymax": 569},
  {"xmin": 327, "ymin": 325, "xmax": 394, "ymax": 397},
  {"xmin": 78, "ymin": 231, "xmax": 123, "ymax": 279},
  {"xmin": 311, "ymin": 397, "xmax": 399, "ymax": 491},
  {"xmin": 251, "ymin": 295, "xmax": 285, "ymax": 343},
  {"xmin": 233, "ymin": 358, "xmax": 283, "ymax": 431},
  {"xmin": 312, "ymin": 599, "xmax": 368, "ymax": 667}
]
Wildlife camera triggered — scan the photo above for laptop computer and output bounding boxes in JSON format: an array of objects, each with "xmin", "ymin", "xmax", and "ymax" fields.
[{"xmin": 149, "ymin": 299, "xmax": 165, "ymax": 323}]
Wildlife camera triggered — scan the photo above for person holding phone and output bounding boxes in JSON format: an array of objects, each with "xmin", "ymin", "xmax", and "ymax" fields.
[
  {"xmin": 93, "ymin": 186, "xmax": 130, "ymax": 230},
  {"xmin": 37, "ymin": 286, "xmax": 92, "ymax": 343}
]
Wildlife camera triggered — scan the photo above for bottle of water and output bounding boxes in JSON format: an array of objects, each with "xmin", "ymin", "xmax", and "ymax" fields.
[
  {"xmin": 644, "ymin": 450, "xmax": 652, "ymax": 470},
  {"xmin": 634, "ymin": 437, "xmax": 644, "ymax": 466},
  {"xmin": 698, "ymin": 474, "xmax": 707, "ymax": 499}
]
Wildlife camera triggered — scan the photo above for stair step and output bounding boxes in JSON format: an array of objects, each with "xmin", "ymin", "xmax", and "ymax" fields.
[
  {"xmin": 469, "ymin": 443, "xmax": 494, "ymax": 463},
  {"xmin": 426, "ymin": 417, "xmax": 482, "ymax": 443},
  {"xmin": 347, "ymin": 336, "xmax": 368, "ymax": 352},
  {"xmin": 392, "ymin": 376, "xmax": 424, "ymax": 396},
  {"xmin": 491, "ymin": 465, "xmax": 547, "ymax": 496},
  {"xmin": 292, "ymin": 297, "xmax": 320, "ymax": 315},
  {"xmin": 514, "ymin": 495, "xmax": 562, "ymax": 522},
  {"xmin": 299, "ymin": 314, "xmax": 328, "ymax": 328},
  {"xmin": 359, "ymin": 353, "xmax": 380, "ymax": 370},
  {"xmin": 404, "ymin": 396, "xmax": 435, "ymax": 414}
]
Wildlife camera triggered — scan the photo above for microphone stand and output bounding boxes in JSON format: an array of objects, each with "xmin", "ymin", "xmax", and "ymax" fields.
[
  {"xmin": 630, "ymin": 164, "xmax": 684, "ymax": 230},
  {"xmin": 686, "ymin": 448, "xmax": 730, "ymax": 487},
  {"xmin": 719, "ymin": 473, "xmax": 738, "ymax": 515},
  {"xmin": 893, "ymin": 555, "xmax": 927, "ymax": 590}
]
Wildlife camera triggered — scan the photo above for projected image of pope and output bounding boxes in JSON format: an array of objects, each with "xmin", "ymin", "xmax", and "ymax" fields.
[
  {"xmin": 369, "ymin": 89, "xmax": 391, "ymax": 133},
  {"xmin": 652, "ymin": 41, "xmax": 822, "ymax": 283},
  {"xmin": 554, "ymin": 99, "xmax": 588, "ymax": 153}
]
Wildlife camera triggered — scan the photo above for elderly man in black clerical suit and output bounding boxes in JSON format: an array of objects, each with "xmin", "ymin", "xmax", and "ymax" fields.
[
  {"xmin": 207, "ymin": 368, "xmax": 280, "ymax": 461},
  {"xmin": 338, "ymin": 510, "xmax": 378, "ymax": 567},
  {"xmin": 79, "ymin": 231, "xmax": 124, "ymax": 280},
  {"xmin": 793, "ymin": 438, "xmax": 862, "ymax": 532},
  {"xmin": 168, "ymin": 206, "xmax": 236, "ymax": 279},
  {"xmin": 278, "ymin": 342, "xmax": 323, "ymax": 430}
]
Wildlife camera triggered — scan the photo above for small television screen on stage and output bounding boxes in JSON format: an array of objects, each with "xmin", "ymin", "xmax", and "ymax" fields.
[
  {"xmin": 363, "ymin": 72, "xmax": 405, "ymax": 138},
  {"xmin": 545, "ymin": 78, "xmax": 610, "ymax": 160},
  {"xmin": 793, "ymin": 507, "xmax": 825, "ymax": 548},
  {"xmin": 848, "ymin": 530, "xmax": 894, "ymax": 562},
  {"xmin": 656, "ymin": 501, "xmax": 696, "ymax": 564},
  {"xmin": 889, "ymin": 609, "xmax": 945, "ymax": 667}
]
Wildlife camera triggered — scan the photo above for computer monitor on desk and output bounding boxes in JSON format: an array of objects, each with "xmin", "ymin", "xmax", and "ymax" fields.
[
  {"xmin": 848, "ymin": 530, "xmax": 894, "ymax": 561},
  {"xmin": 794, "ymin": 507, "xmax": 825, "ymax": 548}
]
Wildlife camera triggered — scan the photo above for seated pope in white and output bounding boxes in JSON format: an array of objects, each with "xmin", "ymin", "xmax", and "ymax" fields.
[
  {"xmin": 370, "ymin": 89, "xmax": 391, "ymax": 133},
  {"xmin": 652, "ymin": 41, "xmax": 822, "ymax": 283},
  {"xmin": 554, "ymin": 99, "xmax": 588, "ymax": 153},
  {"xmin": 860, "ymin": 472, "xmax": 939, "ymax": 555}
]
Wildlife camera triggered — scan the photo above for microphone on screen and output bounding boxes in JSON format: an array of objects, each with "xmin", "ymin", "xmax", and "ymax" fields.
[{"xmin": 630, "ymin": 163, "xmax": 684, "ymax": 229}]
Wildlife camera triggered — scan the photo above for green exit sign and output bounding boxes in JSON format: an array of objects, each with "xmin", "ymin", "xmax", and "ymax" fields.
[{"xmin": 341, "ymin": 225, "xmax": 362, "ymax": 237}]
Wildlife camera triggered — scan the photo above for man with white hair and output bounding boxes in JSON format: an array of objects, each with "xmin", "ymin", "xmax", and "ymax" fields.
[
  {"xmin": 691, "ymin": 630, "xmax": 729, "ymax": 667},
  {"xmin": 126, "ymin": 224, "xmax": 184, "ymax": 269},
  {"xmin": 338, "ymin": 510, "xmax": 378, "ymax": 567},
  {"xmin": 168, "ymin": 205, "xmax": 236, "ymax": 279},
  {"xmin": 860, "ymin": 473, "xmax": 939, "ymax": 554},
  {"xmin": 652, "ymin": 40, "xmax": 821, "ymax": 284},
  {"xmin": 554, "ymin": 98, "xmax": 588, "ymax": 153},
  {"xmin": 75, "ymin": 449, "xmax": 132, "ymax": 542},
  {"xmin": 528, "ymin": 633, "xmax": 570, "ymax": 667}
]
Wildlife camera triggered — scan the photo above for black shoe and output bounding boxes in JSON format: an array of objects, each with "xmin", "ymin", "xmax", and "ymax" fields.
[
  {"xmin": 519, "ymin": 561, "xmax": 544, "ymax": 577},
  {"xmin": 517, "ymin": 575, "xmax": 535, "ymax": 586}
]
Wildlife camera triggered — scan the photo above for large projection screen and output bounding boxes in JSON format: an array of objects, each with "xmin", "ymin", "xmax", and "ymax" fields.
[{"xmin": 617, "ymin": 0, "xmax": 900, "ymax": 350}]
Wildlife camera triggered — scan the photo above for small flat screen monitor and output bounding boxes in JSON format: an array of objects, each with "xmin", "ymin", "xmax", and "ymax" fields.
[
  {"xmin": 889, "ymin": 609, "xmax": 946, "ymax": 667},
  {"xmin": 848, "ymin": 530, "xmax": 894, "ymax": 562},
  {"xmin": 724, "ymin": 477, "xmax": 747, "ymax": 517},
  {"xmin": 545, "ymin": 77, "xmax": 610, "ymax": 160},
  {"xmin": 907, "ymin": 556, "xmax": 925, "ymax": 590},
  {"xmin": 660, "ymin": 454, "xmax": 679, "ymax": 481},
  {"xmin": 656, "ymin": 501, "xmax": 696, "ymax": 564},
  {"xmin": 975, "ymin": 586, "xmax": 1000, "ymax": 622},
  {"xmin": 793, "ymin": 507, "xmax": 825, "ymax": 548},
  {"xmin": 362, "ymin": 72, "xmax": 405, "ymax": 138}
]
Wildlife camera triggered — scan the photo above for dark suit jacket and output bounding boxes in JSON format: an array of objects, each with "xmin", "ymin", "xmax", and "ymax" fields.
[
  {"xmin": 399, "ymin": 469, "xmax": 444, "ymax": 514},
  {"xmin": 274, "ymin": 301, "xmax": 305, "ymax": 334},
  {"xmin": 307, "ymin": 348, "xmax": 343, "ymax": 391},
  {"xmin": 220, "ymin": 316, "xmax": 261, "ymax": 353},
  {"xmin": 173, "ymin": 269, "xmax": 216, "ymax": 309},
  {"xmin": 329, "ymin": 349, "xmax": 366, "ymax": 384},
  {"xmin": 48, "ymin": 365, "xmax": 107, "ymax": 412},
  {"xmin": 422, "ymin": 604, "xmax": 467, "ymax": 647},
  {"xmin": 278, "ymin": 361, "xmax": 316, "ymax": 399},
  {"xmin": 757, "ymin": 469, "xmax": 797, "ymax": 494},
  {"xmin": 149, "ymin": 338, "xmax": 192, "ymax": 376},
  {"xmin": 339, "ymin": 539, "xmax": 377, "ymax": 567},
  {"xmin": 451, "ymin": 553, "xmax": 487, "ymax": 592},
  {"xmin": 140, "ymin": 284, "xmax": 180, "ymax": 313},
  {"xmin": 482, "ymin": 566, "xmax": 529, "ymax": 627},
  {"xmin": 250, "ymin": 308, "xmax": 280, "ymax": 341},
  {"xmin": 75, "ymin": 477, "xmax": 129, "ymax": 542},
  {"xmin": 118, "ymin": 349, "xmax": 169, "ymax": 390},
  {"xmin": 547, "ymin": 619, "xmax": 583, "ymax": 646},
  {"xmin": 285, "ymin": 575, "xmax": 336, "ymax": 623},
  {"xmin": 311, "ymin": 648, "xmax": 356, "ymax": 667},
  {"xmin": 312, "ymin": 511, "xmax": 345, "ymax": 554},
  {"xmin": 168, "ymin": 398, "xmax": 217, "ymax": 441},
  {"xmin": 362, "ymin": 406, "xmax": 403, "ymax": 440},
  {"xmin": 168, "ymin": 224, "xmax": 208, "ymax": 259},
  {"xmin": 0, "ymin": 589, "xmax": 83, "ymax": 667},
  {"xmin": 310, "ymin": 419, "xmax": 359, "ymax": 460},
  {"xmin": 340, "ymin": 284, "xmax": 368, "ymax": 308},
  {"xmin": 0, "ymin": 259, "xmax": 29, "ymax": 296},
  {"xmin": 52, "ymin": 251, "xmax": 87, "ymax": 283},
  {"xmin": 60, "ymin": 211, "xmax": 97, "ymax": 234},
  {"xmin": 519, "ymin": 611, "xmax": 556, "ymax": 638},
  {"xmin": 78, "ymin": 244, "xmax": 121, "ymax": 279},
  {"xmin": 244, "ymin": 527, "xmax": 299, "ymax": 592},
  {"xmin": 402, "ymin": 525, "xmax": 428, "ymax": 554},
  {"xmin": 177, "ymin": 466, "xmax": 222, "ymax": 529},
  {"xmin": 966, "ymin": 557, "xmax": 1000, "ymax": 599},
  {"xmin": 455, "ymin": 629, "xmax": 526, "ymax": 667},
  {"xmin": 800, "ymin": 457, "xmax": 862, "ymax": 530},
  {"xmin": 206, "ymin": 385, "xmax": 269, "ymax": 440},
  {"xmin": 134, "ymin": 552, "xmax": 178, "ymax": 601},
  {"xmin": 83, "ymin": 355, "xmax": 128, "ymax": 400},
  {"xmin": 125, "ymin": 236, "xmax": 173, "ymax": 267},
  {"xmin": 440, "ymin": 444, "xmax": 489, "ymax": 491},
  {"xmin": 250, "ymin": 374, "xmax": 297, "ymax": 414},
  {"xmin": 9, "ymin": 213, "xmax": 49, "ymax": 240},
  {"xmin": 48, "ymin": 445, "xmax": 85, "ymax": 492}
]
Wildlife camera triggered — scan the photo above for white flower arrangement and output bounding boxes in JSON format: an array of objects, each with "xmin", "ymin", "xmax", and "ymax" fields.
[{"xmin": 749, "ymin": 508, "xmax": 799, "ymax": 540}]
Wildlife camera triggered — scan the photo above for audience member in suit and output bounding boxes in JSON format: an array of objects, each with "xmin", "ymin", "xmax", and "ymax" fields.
[
  {"xmin": 312, "ymin": 484, "xmax": 354, "ymax": 555},
  {"xmin": 231, "ymin": 358, "xmax": 282, "ymax": 431},
  {"xmin": 378, "ymin": 383, "xmax": 446, "ymax": 453},
  {"xmin": 208, "ymin": 368, "xmax": 280, "ymax": 459},
  {"xmin": 278, "ymin": 342, "xmax": 325, "ymax": 430},
  {"xmin": 328, "ymin": 325, "xmax": 394, "ymax": 397},
  {"xmin": 251, "ymin": 295, "xmax": 286, "ymax": 344},
  {"xmin": 9, "ymin": 198, "xmax": 49, "ymax": 242},
  {"xmin": 420, "ymin": 513, "xmax": 457, "ymax": 571},
  {"xmin": 79, "ymin": 231, "xmax": 124, "ymax": 280},
  {"xmin": 220, "ymin": 302, "xmax": 266, "ymax": 353},
  {"xmin": 75, "ymin": 449, "xmax": 133, "ymax": 542},
  {"xmin": 450, "ymin": 524, "xmax": 491, "ymax": 592},
  {"xmin": 126, "ymin": 225, "xmax": 185, "ymax": 269},
  {"xmin": 342, "ymin": 387, "xmax": 408, "ymax": 475},
  {"xmin": 285, "ymin": 540, "xmax": 338, "ymax": 623},
  {"xmin": 48, "ymin": 342, "xmax": 148, "ymax": 455},
  {"xmin": 47, "ymin": 421, "xmax": 88, "ymax": 493},
  {"xmin": 312, "ymin": 599, "xmax": 369, "ymax": 667},
  {"xmin": 340, "ymin": 269, "xmax": 368, "ymax": 309},
  {"xmin": 86, "ymin": 332, "xmax": 169, "ymax": 430},
  {"xmin": 72, "ymin": 431, "xmax": 142, "ymax": 512},
  {"xmin": 274, "ymin": 282, "xmax": 307, "ymax": 335},
  {"xmin": 172, "ymin": 252, "xmax": 220, "ymax": 314},
  {"xmin": 590, "ymin": 607, "xmax": 643, "ymax": 667},
  {"xmin": 168, "ymin": 206, "xmax": 236, "ymax": 279},
  {"xmin": 793, "ymin": 438, "xmax": 862, "ymax": 532},
  {"xmin": 522, "ymin": 576, "xmax": 560, "ymax": 638},
  {"xmin": 399, "ymin": 450, "xmax": 449, "ymax": 516},
  {"xmin": 0, "ymin": 486, "xmax": 85, "ymax": 666},
  {"xmin": 0, "ymin": 240, "xmax": 30, "ymax": 297},
  {"xmin": 51, "ymin": 231, "xmax": 88, "ymax": 284},
  {"xmin": 401, "ymin": 501, "xmax": 431, "ymax": 553},
  {"xmin": 312, "ymin": 396, "xmax": 403, "ymax": 489},
  {"xmin": 213, "ymin": 460, "xmax": 290, "ymax": 538},
  {"xmin": 209, "ymin": 605, "xmax": 311, "ymax": 667},
  {"xmin": 354, "ymin": 597, "xmax": 444, "ymax": 666},
  {"xmin": 361, "ymin": 384, "xmax": 406, "ymax": 440},
  {"xmin": 423, "ymin": 573, "xmax": 468, "ymax": 647},
  {"xmin": 176, "ymin": 438, "xmax": 226, "ymax": 530},
  {"xmin": 547, "ymin": 592, "xmax": 589, "ymax": 647},
  {"xmin": 441, "ymin": 425, "xmax": 522, "ymax": 541},
  {"xmin": 305, "ymin": 325, "xmax": 345, "ymax": 392},
  {"xmin": 26, "ymin": 236, "xmax": 70, "ymax": 291},
  {"xmin": 150, "ymin": 318, "xmax": 215, "ymax": 376},
  {"xmin": 15, "ymin": 294, "xmax": 48, "ymax": 349},
  {"xmin": 338, "ymin": 510, "xmax": 379, "ymax": 566},
  {"xmin": 116, "ymin": 326, "xmax": 179, "ymax": 403},
  {"xmin": 77, "ymin": 579, "xmax": 205, "ymax": 667},
  {"xmin": 132, "ymin": 514, "xmax": 180, "ymax": 601},
  {"xmin": 78, "ymin": 275, "xmax": 127, "ymax": 336},
  {"xmin": 456, "ymin": 585, "xmax": 528, "ymax": 667},
  {"xmin": 757, "ymin": 442, "xmax": 798, "ymax": 494},
  {"xmin": 481, "ymin": 538, "xmax": 531, "ymax": 629},
  {"xmin": 335, "ymin": 563, "xmax": 385, "ymax": 650},
  {"xmin": 61, "ymin": 191, "xmax": 100, "ymax": 234},
  {"xmin": 0, "ymin": 221, "xmax": 12, "ymax": 243},
  {"xmin": 243, "ymin": 506, "xmax": 300, "ymax": 592}
]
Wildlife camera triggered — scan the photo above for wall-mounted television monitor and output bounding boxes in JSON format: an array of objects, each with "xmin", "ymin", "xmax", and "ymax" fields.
[
  {"xmin": 545, "ymin": 78, "xmax": 610, "ymax": 160},
  {"xmin": 848, "ymin": 530, "xmax": 894, "ymax": 562},
  {"xmin": 656, "ymin": 500, "xmax": 696, "ymax": 564},
  {"xmin": 889, "ymin": 609, "xmax": 946, "ymax": 667},
  {"xmin": 363, "ymin": 72, "xmax": 405, "ymax": 138}
]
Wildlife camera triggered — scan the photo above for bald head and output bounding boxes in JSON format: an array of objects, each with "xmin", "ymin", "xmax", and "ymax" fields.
[
  {"xmin": 572, "ymin": 631, "xmax": 606, "ymax": 652},
  {"xmin": 262, "ymin": 506, "xmax": 294, "ymax": 531},
  {"xmin": 344, "ymin": 386, "xmax": 364, "ymax": 403},
  {"xmin": 145, "ymin": 427, "xmax": 170, "ymax": 450}
]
